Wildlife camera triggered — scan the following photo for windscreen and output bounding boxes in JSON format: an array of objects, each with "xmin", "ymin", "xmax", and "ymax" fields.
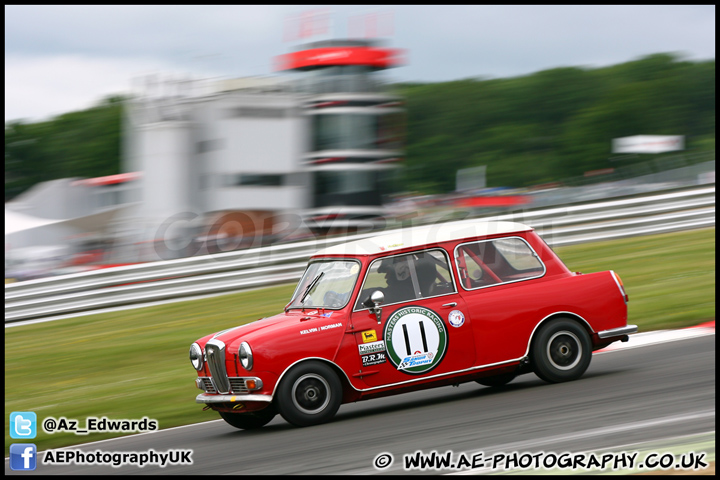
[{"xmin": 287, "ymin": 260, "xmax": 361, "ymax": 310}]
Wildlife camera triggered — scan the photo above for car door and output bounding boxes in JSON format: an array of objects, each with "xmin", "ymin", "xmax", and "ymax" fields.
[{"xmin": 350, "ymin": 249, "xmax": 477, "ymax": 389}]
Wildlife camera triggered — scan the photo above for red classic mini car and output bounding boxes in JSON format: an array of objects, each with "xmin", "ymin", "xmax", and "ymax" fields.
[{"xmin": 189, "ymin": 221, "xmax": 636, "ymax": 429}]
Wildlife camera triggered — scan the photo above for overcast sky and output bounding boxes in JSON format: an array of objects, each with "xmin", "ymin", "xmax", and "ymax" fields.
[{"xmin": 5, "ymin": 5, "xmax": 715, "ymax": 123}]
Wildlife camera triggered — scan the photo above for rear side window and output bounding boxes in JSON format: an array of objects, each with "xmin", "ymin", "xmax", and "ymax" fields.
[{"xmin": 454, "ymin": 237, "xmax": 544, "ymax": 290}]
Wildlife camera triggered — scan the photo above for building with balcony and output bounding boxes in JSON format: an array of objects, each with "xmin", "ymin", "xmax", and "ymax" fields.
[
  {"xmin": 121, "ymin": 38, "xmax": 405, "ymax": 255},
  {"xmin": 276, "ymin": 39, "xmax": 405, "ymax": 230}
]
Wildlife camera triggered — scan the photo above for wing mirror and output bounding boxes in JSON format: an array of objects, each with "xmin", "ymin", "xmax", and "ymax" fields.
[{"xmin": 363, "ymin": 290, "xmax": 384, "ymax": 324}]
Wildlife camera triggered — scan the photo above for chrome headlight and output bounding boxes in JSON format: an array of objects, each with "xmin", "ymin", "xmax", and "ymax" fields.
[
  {"xmin": 189, "ymin": 343, "xmax": 204, "ymax": 371},
  {"xmin": 238, "ymin": 342, "xmax": 253, "ymax": 371}
]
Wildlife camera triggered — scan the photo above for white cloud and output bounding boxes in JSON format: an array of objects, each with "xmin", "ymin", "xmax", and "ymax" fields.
[
  {"xmin": 4, "ymin": 54, "xmax": 206, "ymax": 123},
  {"xmin": 4, "ymin": 5, "xmax": 715, "ymax": 122},
  {"xmin": 391, "ymin": 5, "xmax": 715, "ymax": 81}
]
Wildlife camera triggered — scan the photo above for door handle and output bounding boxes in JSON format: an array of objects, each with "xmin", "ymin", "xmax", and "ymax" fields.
[{"xmin": 442, "ymin": 302, "xmax": 457, "ymax": 307}]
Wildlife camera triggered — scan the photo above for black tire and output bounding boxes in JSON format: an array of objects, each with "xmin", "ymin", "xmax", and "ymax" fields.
[
  {"xmin": 476, "ymin": 372, "xmax": 517, "ymax": 387},
  {"xmin": 218, "ymin": 405, "xmax": 277, "ymax": 430},
  {"xmin": 275, "ymin": 361, "xmax": 343, "ymax": 427},
  {"xmin": 531, "ymin": 318, "xmax": 592, "ymax": 383}
]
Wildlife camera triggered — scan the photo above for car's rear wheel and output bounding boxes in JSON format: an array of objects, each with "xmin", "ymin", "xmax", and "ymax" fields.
[
  {"xmin": 476, "ymin": 372, "xmax": 517, "ymax": 387},
  {"xmin": 275, "ymin": 361, "xmax": 343, "ymax": 427},
  {"xmin": 532, "ymin": 318, "xmax": 591, "ymax": 383},
  {"xmin": 218, "ymin": 405, "xmax": 276, "ymax": 430}
]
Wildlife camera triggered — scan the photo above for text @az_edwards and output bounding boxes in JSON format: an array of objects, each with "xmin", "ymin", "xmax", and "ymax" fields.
[{"xmin": 42, "ymin": 416, "xmax": 158, "ymax": 435}]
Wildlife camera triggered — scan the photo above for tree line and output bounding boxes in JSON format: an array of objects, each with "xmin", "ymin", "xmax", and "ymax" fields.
[
  {"xmin": 4, "ymin": 53, "xmax": 715, "ymax": 201},
  {"xmin": 395, "ymin": 53, "xmax": 714, "ymax": 192},
  {"xmin": 5, "ymin": 96, "xmax": 124, "ymax": 201}
]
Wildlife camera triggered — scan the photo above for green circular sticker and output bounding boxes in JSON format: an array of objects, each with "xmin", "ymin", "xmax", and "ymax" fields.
[{"xmin": 384, "ymin": 306, "xmax": 448, "ymax": 375}]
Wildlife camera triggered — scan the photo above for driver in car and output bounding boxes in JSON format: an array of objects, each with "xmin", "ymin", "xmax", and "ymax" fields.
[{"xmin": 376, "ymin": 256, "xmax": 416, "ymax": 305}]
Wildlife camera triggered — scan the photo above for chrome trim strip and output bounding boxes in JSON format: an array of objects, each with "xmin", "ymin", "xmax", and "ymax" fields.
[
  {"xmin": 272, "ymin": 356, "xmax": 524, "ymax": 396},
  {"xmin": 212, "ymin": 325, "xmax": 245, "ymax": 339},
  {"xmin": 598, "ymin": 325, "xmax": 638, "ymax": 339},
  {"xmin": 355, "ymin": 357, "xmax": 525, "ymax": 392},
  {"xmin": 196, "ymin": 393, "xmax": 272, "ymax": 404}
]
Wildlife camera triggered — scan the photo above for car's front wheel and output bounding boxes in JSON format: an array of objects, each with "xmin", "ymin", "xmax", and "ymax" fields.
[
  {"xmin": 532, "ymin": 318, "xmax": 591, "ymax": 383},
  {"xmin": 218, "ymin": 405, "xmax": 276, "ymax": 430},
  {"xmin": 275, "ymin": 361, "xmax": 343, "ymax": 427}
]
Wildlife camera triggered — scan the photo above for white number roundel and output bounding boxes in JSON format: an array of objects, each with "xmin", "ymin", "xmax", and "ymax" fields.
[{"xmin": 384, "ymin": 306, "xmax": 447, "ymax": 374}]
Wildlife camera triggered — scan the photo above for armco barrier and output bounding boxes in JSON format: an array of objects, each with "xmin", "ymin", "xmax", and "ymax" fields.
[{"xmin": 5, "ymin": 185, "xmax": 714, "ymax": 323}]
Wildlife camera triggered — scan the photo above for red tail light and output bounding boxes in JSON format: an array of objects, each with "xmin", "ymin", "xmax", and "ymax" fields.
[{"xmin": 611, "ymin": 271, "xmax": 629, "ymax": 303}]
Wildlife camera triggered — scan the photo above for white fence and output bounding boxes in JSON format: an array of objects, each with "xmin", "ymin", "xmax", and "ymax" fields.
[{"xmin": 5, "ymin": 185, "xmax": 715, "ymax": 324}]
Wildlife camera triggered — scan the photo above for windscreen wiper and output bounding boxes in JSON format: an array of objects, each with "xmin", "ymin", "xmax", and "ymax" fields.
[{"xmin": 299, "ymin": 271, "xmax": 324, "ymax": 307}]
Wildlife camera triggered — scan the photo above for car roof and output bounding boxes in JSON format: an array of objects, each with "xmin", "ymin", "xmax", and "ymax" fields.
[{"xmin": 314, "ymin": 221, "xmax": 533, "ymax": 257}]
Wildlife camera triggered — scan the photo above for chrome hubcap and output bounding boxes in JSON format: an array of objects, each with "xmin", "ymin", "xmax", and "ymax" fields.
[
  {"xmin": 291, "ymin": 374, "xmax": 330, "ymax": 414},
  {"xmin": 547, "ymin": 331, "xmax": 582, "ymax": 370}
]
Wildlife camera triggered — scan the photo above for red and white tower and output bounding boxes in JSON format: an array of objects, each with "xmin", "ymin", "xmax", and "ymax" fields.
[{"xmin": 275, "ymin": 38, "xmax": 406, "ymax": 233}]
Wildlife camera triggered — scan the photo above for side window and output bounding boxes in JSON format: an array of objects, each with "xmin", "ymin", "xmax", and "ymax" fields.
[
  {"xmin": 415, "ymin": 250, "xmax": 455, "ymax": 297},
  {"xmin": 455, "ymin": 237, "xmax": 544, "ymax": 289},
  {"xmin": 355, "ymin": 250, "xmax": 456, "ymax": 310}
]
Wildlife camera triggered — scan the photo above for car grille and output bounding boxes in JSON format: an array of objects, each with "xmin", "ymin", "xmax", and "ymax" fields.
[
  {"xmin": 228, "ymin": 378, "xmax": 250, "ymax": 394},
  {"xmin": 199, "ymin": 377, "xmax": 250, "ymax": 395},
  {"xmin": 205, "ymin": 341, "xmax": 230, "ymax": 394},
  {"xmin": 199, "ymin": 377, "xmax": 216, "ymax": 393}
]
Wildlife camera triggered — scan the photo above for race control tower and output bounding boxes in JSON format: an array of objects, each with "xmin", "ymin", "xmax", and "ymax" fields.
[{"xmin": 275, "ymin": 39, "xmax": 406, "ymax": 233}]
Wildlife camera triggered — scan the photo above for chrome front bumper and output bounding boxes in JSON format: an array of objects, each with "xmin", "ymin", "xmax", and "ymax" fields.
[{"xmin": 196, "ymin": 393, "xmax": 272, "ymax": 404}]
